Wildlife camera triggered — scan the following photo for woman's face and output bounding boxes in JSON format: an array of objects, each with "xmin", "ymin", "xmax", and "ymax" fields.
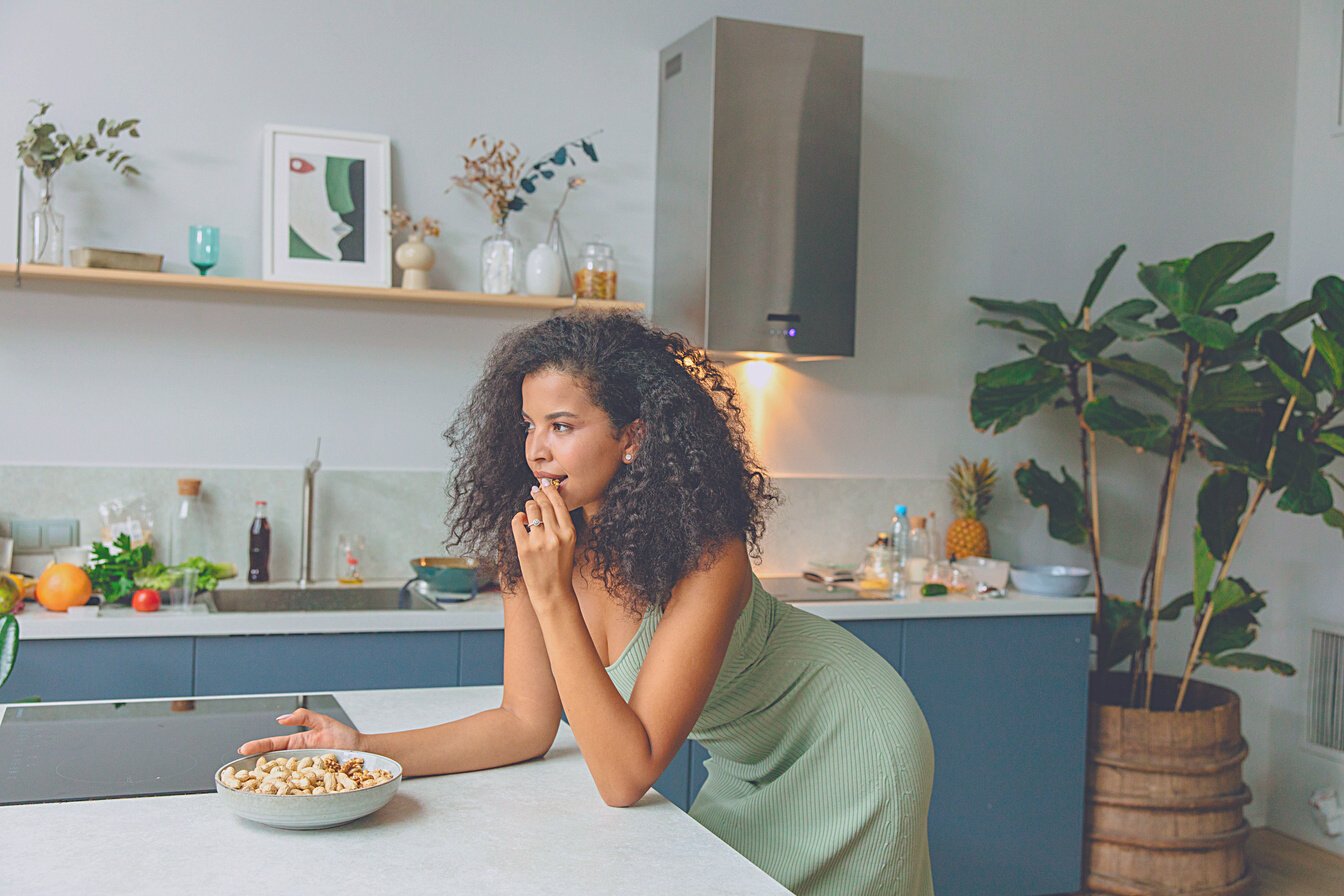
[{"xmin": 521, "ymin": 369, "xmax": 636, "ymax": 520}]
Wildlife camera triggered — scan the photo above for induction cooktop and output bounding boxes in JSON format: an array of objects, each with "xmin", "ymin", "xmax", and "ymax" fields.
[{"xmin": 0, "ymin": 693, "xmax": 353, "ymax": 806}]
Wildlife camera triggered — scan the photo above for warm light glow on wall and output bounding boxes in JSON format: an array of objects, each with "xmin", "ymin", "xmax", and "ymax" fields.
[{"xmin": 742, "ymin": 359, "xmax": 776, "ymax": 388}]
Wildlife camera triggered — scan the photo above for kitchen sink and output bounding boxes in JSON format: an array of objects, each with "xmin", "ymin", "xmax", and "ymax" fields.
[{"xmin": 201, "ymin": 586, "xmax": 441, "ymax": 613}]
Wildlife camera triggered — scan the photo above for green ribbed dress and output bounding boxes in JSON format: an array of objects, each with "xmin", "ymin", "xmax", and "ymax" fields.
[{"xmin": 606, "ymin": 575, "xmax": 935, "ymax": 896}]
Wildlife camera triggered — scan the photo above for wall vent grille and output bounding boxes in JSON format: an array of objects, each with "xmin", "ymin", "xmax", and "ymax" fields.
[{"xmin": 1308, "ymin": 625, "xmax": 1344, "ymax": 755}]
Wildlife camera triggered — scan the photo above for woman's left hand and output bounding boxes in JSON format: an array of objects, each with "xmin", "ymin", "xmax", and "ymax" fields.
[{"xmin": 510, "ymin": 481, "xmax": 577, "ymax": 610}]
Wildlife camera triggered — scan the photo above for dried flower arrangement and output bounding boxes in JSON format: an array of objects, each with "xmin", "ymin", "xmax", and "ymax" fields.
[
  {"xmin": 447, "ymin": 133, "xmax": 599, "ymax": 228},
  {"xmin": 384, "ymin": 205, "xmax": 441, "ymax": 238}
]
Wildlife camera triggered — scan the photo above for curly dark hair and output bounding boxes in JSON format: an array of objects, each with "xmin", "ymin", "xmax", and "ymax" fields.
[{"xmin": 444, "ymin": 311, "xmax": 778, "ymax": 614}]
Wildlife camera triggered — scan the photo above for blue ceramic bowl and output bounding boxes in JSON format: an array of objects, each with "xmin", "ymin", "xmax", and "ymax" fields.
[{"xmin": 1009, "ymin": 565, "xmax": 1091, "ymax": 597}]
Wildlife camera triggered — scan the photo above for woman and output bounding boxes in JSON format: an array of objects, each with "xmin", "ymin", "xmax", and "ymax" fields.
[{"xmin": 239, "ymin": 312, "xmax": 935, "ymax": 896}]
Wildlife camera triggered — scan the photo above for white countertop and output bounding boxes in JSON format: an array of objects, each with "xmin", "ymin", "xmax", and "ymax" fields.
[
  {"xmin": 15, "ymin": 576, "xmax": 1094, "ymax": 640},
  {"xmin": 2, "ymin": 686, "xmax": 791, "ymax": 895}
]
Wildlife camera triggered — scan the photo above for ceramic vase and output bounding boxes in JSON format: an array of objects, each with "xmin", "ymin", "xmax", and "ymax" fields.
[
  {"xmin": 524, "ymin": 243, "xmax": 564, "ymax": 296},
  {"xmin": 395, "ymin": 232, "xmax": 435, "ymax": 290}
]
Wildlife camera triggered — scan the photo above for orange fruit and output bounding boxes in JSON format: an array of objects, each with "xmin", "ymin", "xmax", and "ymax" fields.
[{"xmin": 35, "ymin": 563, "xmax": 93, "ymax": 612}]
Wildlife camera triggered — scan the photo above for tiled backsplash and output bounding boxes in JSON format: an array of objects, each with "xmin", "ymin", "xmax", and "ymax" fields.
[{"xmin": 0, "ymin": 466, "xmax": 948, "ymax": 582}]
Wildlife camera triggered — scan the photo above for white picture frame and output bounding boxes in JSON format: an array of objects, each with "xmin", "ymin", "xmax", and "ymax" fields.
[{"xmin": 262, "ymin": 125, "xmax": 391, "ymax": 286}]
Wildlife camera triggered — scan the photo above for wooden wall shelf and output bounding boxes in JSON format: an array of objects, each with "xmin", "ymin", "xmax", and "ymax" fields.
[{"xmin": 0, "ymin": 263, "xmax": 644, "ymax": 313}]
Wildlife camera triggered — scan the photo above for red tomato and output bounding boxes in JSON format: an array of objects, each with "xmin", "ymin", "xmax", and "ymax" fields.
[{"xmin": 131, "ymin": 589, "xmax": 161, "ymax": 612}]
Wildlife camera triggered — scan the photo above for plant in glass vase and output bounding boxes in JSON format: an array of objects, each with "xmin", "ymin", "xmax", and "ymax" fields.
[
  {"xmin": 447, "ymin": 132, "xmax": 598, "ymax": 295},
  {"xmin": 384, "ymin": 206, "xmax": 441, "ymax": 290},
  {"xmin": 15, "ymin": 100, "xmax": 141, "ymax": 265}
]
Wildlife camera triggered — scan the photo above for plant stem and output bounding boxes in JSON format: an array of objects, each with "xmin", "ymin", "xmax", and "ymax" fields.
[
  {"xmin": 1173, "ymin": 341, "xmax": 1318, "ymax": 711},
  {"xmin": 1143, "ymin": 344, "xmax": 1202, "ymax": 709},
  {"xmin": 1080, "ymin": 309, "xmax": 1105, "ymax": 628}
]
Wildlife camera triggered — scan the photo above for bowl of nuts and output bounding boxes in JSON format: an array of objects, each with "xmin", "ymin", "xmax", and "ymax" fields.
[{"xmin": 215, "ymin": 749, "xmax": 402, "ymax": 830}]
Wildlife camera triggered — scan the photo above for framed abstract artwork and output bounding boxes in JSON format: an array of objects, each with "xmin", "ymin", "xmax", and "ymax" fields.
[{"xmin": 262, "ymin": 125, "xmax": 391, "ymax": 286}]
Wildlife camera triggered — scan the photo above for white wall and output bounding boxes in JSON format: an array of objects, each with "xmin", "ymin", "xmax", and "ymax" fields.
[
  {"xmin": 3, "ymin": 0, "xmax": 1323, "ymax": 835},
  {"xmin": 1266, "ymin": 0, "xmax": 1344, "ymax": 855}
]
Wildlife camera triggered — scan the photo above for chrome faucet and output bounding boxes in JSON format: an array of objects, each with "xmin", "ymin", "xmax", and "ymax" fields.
[{"xmin": 298, "ymin": 438, "xmax": 322, "ymax": 588}]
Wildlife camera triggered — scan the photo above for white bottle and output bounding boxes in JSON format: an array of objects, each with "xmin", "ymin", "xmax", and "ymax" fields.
[
  {"xmin": 524, "ymin": 243, "xmax": 563, "ymax": 296},
  {"xmin": 906, "ymin": 515, "xmax": 931, "ymax": 585}
]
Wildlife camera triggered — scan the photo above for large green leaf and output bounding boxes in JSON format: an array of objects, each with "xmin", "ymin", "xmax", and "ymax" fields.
[
  {"xmin": 1312, "ymin": 325, "xmax": 1344, "ymax": 391},
  {"xmin": 977, "ymin": 318, "xmax": 1053, "ymax": 342},
  {"xmin": 1257, "ymin": 330, "xmax": 1319, "ymax": 412},
  {"xmin": 1083, "ymin": 396, "xmax": 1173, "ymax": 452},
  {"xmin": 1192, "ymin": 528, "xmax": 1215, "ymax": 616},
  {"xmin": 970, "ymin": 297, "xmax": 1070, "ymax": 334},
  {"xmin": 1096, "ymin": 595, "xmax": 1146, "ymax": 671},
  {"xmin": 1091, "ymin": 354, "xmax": 1181, "ymax": 404},
  {"xmin": 1160, "ymin": 591, "xmax": 1193, "ymax": 620},
  {"xmin": 1208, "ymin": 272, "xmax": 1278, "ymax": 309},
  {"xmin": 1076, "ymin": 244, "xmax": 1127, "ymax": 325},
  {"xmin": 1094, "ymin": 298, "xmax": 1167, "ymax": 340},
  {"xmin": 1191, "ymin": 365, "xmax": 1278, "ymax": 415},
  {"xmin": 1177, "ymin": 313, "xmax": 1237, "ymax": 349},
  {"xmin": 1184, "ymin": 233, "xmax": 1273, "ymax": 313},
  {"xmin": 1324, "ymin": 507, "xmax": 1344, "ymax": 541},
  {"xmin": 1315, "ymin": 275, "xmax": 1344, "ymax": 333},
  {"xmin": 1014, "ymin": 460, "xmax": 1089, "ymax": 545},
  {"xmin": 970, "ymin": 358, "xmax": 1067, "ymax": 434},
  {"xmin": 1197, "ymin": 407, "xmax": 1273, "ymax": 477},
  {"xmin": 0, "ymin": 615, "xmax": 16, "ymax": 690},
  {"xmin": 1209, "ymin": 577, "xmax": 1259, "ymax": 616},
  {"xmin": 1201, "ymin": 598, "xmax": 1263, "ymax": 655},
  {"xmin": 1319, "ymin": 430, "xmax": 1344, "ymax": 456},
  {"xmin": 1233, "ymin": 297, "xmax": 1321, "ymax": 352},
  {"xmin": 1272, "ymin": 428, "xmax": 1333, "ymax": 514},
  {"xmin": 1197, "ymin": 469, "xmax": 1249, "ymax": 559},
  {"xmin": 1203, "ymin": 651, "xmax": 1295, "ymax": 675},
  {"xmin": 1137, "ymin": 263, "xmax": 1188, "ymax": 313}
]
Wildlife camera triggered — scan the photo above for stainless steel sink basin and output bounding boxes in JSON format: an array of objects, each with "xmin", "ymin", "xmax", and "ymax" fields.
[{"xmin": 202, "ymin": 586, "xmax": 441, "ymax": 613}]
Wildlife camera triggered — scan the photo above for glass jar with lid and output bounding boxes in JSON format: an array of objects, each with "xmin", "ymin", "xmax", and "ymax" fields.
[{"xmin": 572, "ymin": 240, "xmax": 618, "ymax": 300}]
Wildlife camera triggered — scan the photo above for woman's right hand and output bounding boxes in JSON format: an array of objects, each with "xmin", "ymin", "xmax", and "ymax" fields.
[{"xmin": 236, "ymin": 707, "xmax": 363, "ymax": 756}]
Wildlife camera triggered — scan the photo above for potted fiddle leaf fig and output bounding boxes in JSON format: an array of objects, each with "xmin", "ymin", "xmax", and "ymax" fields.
[{"xmin": 967, "ymin": 233, "xmax": 1344, "ymax": 895}]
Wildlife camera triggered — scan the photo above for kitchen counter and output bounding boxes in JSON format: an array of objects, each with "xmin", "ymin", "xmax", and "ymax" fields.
[
  {"xmin": 16, "ymin": 576, "xmax": 1094, "ymax": 640},
  {"xmin": 3, "ymin": 685, "xmax": 791, "ymax": 895}
]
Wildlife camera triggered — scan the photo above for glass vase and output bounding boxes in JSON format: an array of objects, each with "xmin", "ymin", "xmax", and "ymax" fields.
[
  {"xmin": 28, "ymin": 179, "xmax": 64, "ymax": 266},
  {"xmin": 480, "ymin": 224, "xmax": 521, "ymax": 295}
]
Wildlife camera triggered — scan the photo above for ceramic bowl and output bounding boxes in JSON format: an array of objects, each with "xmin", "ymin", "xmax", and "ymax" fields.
[
  {"xmin": 409, "ymin": 556, "xmax": 478, "ymax": 594},
  {"xmin": 952, "ymin": 557, "xmax": 1010, "ymax": 590},
  {"xmin": 1009, "ymin": 565, "xmax": 1092, "ymax": 597},
  {"xmin": 215, "ymin": 748, "xmax": 402, "ymax": 830}
]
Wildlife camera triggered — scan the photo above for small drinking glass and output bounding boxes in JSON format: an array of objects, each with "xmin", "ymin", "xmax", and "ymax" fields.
[
  {"xmin": 189, "ymin": 225, "xmax": 220, "ymax": 276},
  {"xmin": 337, "ymin": 534, "xmax": 365, "ymax": 584},
  {"xmin": 169, "ymin": 567, "xmax": 199, "ymax": 611}
]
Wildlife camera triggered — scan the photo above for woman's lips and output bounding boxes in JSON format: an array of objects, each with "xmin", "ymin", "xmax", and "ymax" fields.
[{"xmin": 537, "ymin": 476, "xmax": 567, "ymax": 488}]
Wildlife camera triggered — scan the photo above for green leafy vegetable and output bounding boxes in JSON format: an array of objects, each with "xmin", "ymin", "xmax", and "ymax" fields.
[{"xmin": 84, "ymin": 534, "xmax": 155, "ymax": 603}]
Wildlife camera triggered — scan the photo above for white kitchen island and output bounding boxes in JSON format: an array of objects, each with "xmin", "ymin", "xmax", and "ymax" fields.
[{"xmin": 4, "ymin": 686, "xmax": 791, "ymax": 895}]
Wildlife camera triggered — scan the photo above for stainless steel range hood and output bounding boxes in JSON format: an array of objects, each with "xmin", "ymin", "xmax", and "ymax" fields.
[{"xmin": 653, "ymin": 18, "xmax": 863, "ymax": 360}]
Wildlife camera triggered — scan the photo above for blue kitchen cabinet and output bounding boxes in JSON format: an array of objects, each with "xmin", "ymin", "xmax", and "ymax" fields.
[
  {"xmin": 193, "ymin": 631, "xmax": 461, "ymax": 695},
  {"xmin": 459, "ymin": 630, "xmax": 504, "ymax": 686},
  {"xmin": 0, "ymin": 637, "xmax": 194, "ymax": 702},
  {"xmin": 902, "ymin": 615, "xmax": 1090, "ymax": 896}
]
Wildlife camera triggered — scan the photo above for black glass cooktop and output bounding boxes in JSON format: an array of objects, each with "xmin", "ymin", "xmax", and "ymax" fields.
[{"xmin": 0, "ymin": 694, "xmax": 352, "ymax": 806}]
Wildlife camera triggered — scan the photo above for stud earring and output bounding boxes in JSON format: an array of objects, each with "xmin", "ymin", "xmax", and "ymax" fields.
[{"xmin": 624, "ymin": 453, "xmax": 633, "ymax": 463}]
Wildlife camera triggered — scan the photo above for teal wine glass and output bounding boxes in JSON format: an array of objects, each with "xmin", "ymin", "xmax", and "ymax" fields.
[{"xmin": 189, "ymin": 225, "xmax": 220, "ymax": 276}]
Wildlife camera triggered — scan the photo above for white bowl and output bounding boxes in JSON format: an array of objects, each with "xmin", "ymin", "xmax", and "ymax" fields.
[
  {"xmin": 952, "ymin": 557, "xmax": 1010, "ymax": 590},
  {"xmin": 1009, "ymin": 565, "xmax": 1091, "ymax": 597},
  {"xmin": 215, "ymin": 749, "xmax": 402, "ymax": 830}
]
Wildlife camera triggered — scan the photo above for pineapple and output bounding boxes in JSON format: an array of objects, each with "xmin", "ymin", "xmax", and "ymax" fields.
[{"xmin": 946, "ymin": 457, "xmax": 997, "ymax": 559}]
